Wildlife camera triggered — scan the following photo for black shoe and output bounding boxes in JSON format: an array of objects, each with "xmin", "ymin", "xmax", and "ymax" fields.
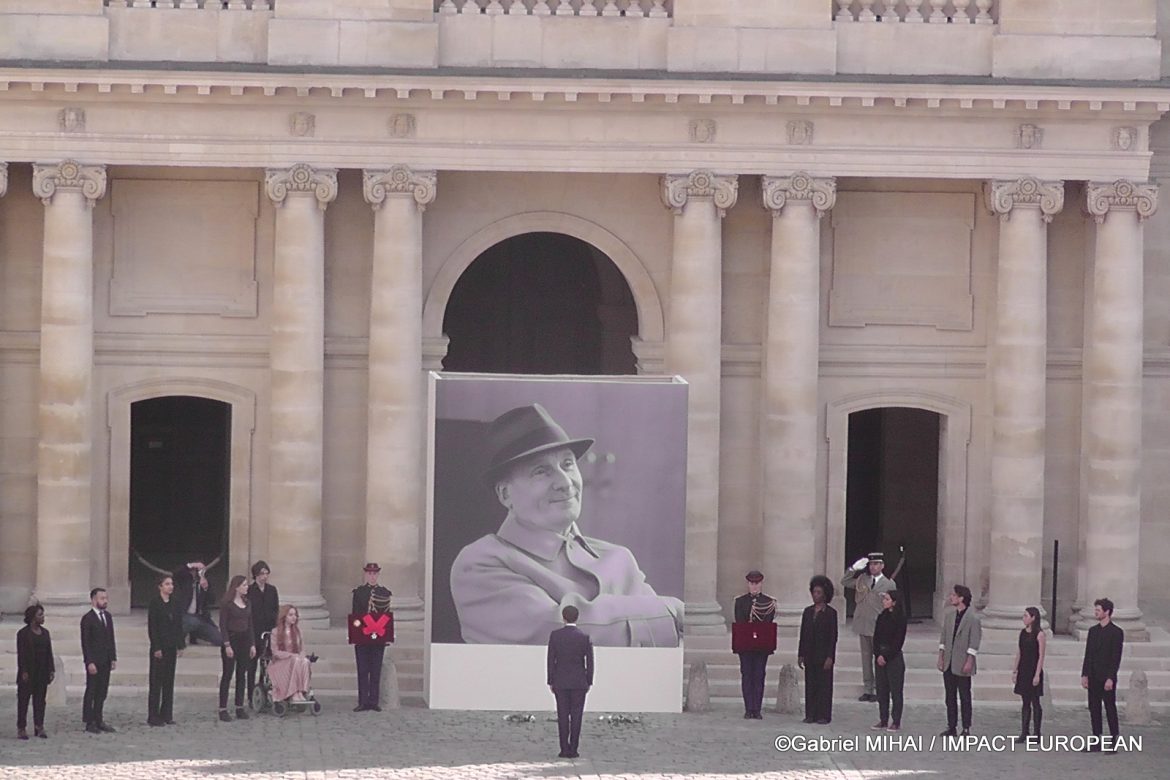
[
  {"xmin": 354, "ymin": 704, "xmax": 367, "ymax": 712},
  {"xmin": 744, "ymin": 712, "xmax": 752, "ymax": 719},
  {"xmin": 98, "ymin": 723, "xmax": 116, "ymax": 733},
  {"xmin": 218, "ymin": 710, "xmax": 232, "ymax": 723},
  {"xmin": 816, "ymin": 719, "xmax": 831, "ymax": 725},
  {"xmin": 754, "ymin": 712, "xmax": 764, "ymax": 719},
  {"xmin": 1082, "ymin": 746, "xmax": 1102, "ymax": 753},
  {"xmin": 858, "ymin": 694, "xmax": 873, "ymax": 702},
  {"xmin": 1014, "ymin": 735, "xmax": 1026, "ymax": 744},
  {"xmin": 165, "ymin": 720, "xmax": 177, "ymax": 726},
  {"xmin": 961, "ymin": 729, "xmax": 970, "ymax": 737},
  {"xmin": 85, "ymin": 723, "xmax": 102, "ymax": 734},
  {"xmin": 939, "ymin": 729, "xmax": 957, "ymax": 737},
  {"xmin": 370, "ymin": 705, "xmax": 382, "ymax": 712},
  {"xmin": 558, "ymin": 751, "xmax": 571, "ymax": 759},
  {"xmin": 801, "ymin": 717, "xmax": 816, "ymax": 723},
  {"xmin": 235, "ymin": 708, "xmax": 249, "ymax": 720},
  {"xmin": 148, "ymin": 718, "xmax": 164, "ymax": 727},
  {"xmin": 567, "ymin": 752, "xmax": 579, "ymax": 758}
]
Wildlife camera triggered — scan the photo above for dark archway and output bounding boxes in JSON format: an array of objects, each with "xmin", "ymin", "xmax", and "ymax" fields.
[
  {"xmin": 845, "ymin": 407, "xmax": 941, "ymax": 619},
  {"xmin": 129, "ymin": 396, "xmax": 231, "ymax": 607},
  {"xmin": 442, "ymin": 232, "xmax": 637, "ymax": 375}
]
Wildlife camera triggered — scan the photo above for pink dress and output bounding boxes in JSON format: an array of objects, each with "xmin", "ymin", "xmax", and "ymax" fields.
[{"xmin": 268, "ymin": 626, "xmax": 311, "ymax": 702}]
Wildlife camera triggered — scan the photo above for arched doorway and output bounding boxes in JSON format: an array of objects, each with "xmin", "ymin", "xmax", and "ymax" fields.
[
  {"xmin": 441, "ymin": 232, "xmax": 637, "ymax": 375},
  {"xmin": 128, "ymin": 396, "xmax": 231, "ymax": 607}
]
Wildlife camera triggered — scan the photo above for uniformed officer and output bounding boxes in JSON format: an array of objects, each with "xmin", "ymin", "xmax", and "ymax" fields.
[
  {"xmin": 733, "ymin": 570, "xmax": 776, "ymax": 719},
  {"xmin": 841, "ymin": 552, "xmax": 896, "ymax": 702},
  {"xmin": 352, "ymin": 563, "xmax": 392, "ymax": 712}
]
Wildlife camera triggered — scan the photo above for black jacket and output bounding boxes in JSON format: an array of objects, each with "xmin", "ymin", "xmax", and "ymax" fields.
[
  {"xmin": 80, "ymin": 610, "xmax": 117, "ymax": 666},
  {"xmin": 172, "ymin": 566, "xmax": 213, "ymax": 620},
  {"xmin": 148, "ymin": 596, "xmax": 184, "ymax": 653},
  {"xmin": 547, "ymin": 625, "xmax": 594, "ymax": 690},
  {"xmin": 1082, "ymin": 621, "xmax": 1124, "ymax": 683},
  {"xmin": 873, "ymin": 608, "xmax": 907, "ymax": 662},
  {"xmin": 16, "ymin": 625, "xmax": 55, "ymax": 680},
  {"xmin": 248, "ymin": 582, "xmax": 280, "ymax": 639},
  {"xmin": 798, "ymin": 604, "xmax": 838, "ymax": 664}
]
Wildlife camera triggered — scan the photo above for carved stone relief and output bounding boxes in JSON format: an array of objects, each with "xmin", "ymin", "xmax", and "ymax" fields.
[
  {"xmin": 1016, "ymin": 124, "xmax": 1042, "ymax": 150},
  {"xmin": 786, "ymin": 120, "xmax": 813, "ymax": 145},
  {"xmin": 58, "ymin": 107, "xmax": 86, "ymax": 133},
  {"xmin": 688, "ymin": 119, "xmax": 717, "ymax": 143},
  {"xmin": 290, "ymin": 112, "xmax": 315, "ymax": 138},
  {"xmin": 389, "ymin": 113, "xmax": 417, "ymax": 139}
]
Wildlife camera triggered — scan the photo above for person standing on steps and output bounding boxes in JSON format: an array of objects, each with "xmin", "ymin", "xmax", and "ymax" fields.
[
  {"xmin": 352, "ymin": 562, "xmax": 392, "ymax": 712},
  {"xmin": 16, "ymin": 604, "xmax": 55, "ymax": 740},
  {"xmin": 80, "ymin": 587, "xmax": 117, "ymax": 735},
  {"xmin": 217, "ymin": 575, "xmax": 255, "ymax": 722},
  {"xmin": 147, "ymin": 574, "xmax": 184, "ymax": 727},
  {"xmin": 1012, "ymin": 606, "xmax": 1046, "ymax": 744},
  {"xmin": 841, "ymin": 552, "xmax": 895, "ymax": 702}
]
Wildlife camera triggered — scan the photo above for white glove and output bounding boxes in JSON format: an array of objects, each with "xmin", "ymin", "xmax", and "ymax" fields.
[{"xmin": 851, "ymin": 557, "xmax": 869, "ymax": 572}]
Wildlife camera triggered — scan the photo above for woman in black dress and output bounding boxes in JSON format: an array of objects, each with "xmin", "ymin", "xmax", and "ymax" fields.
[
  {"xmin": 1012, "ymin": 606, "xmax": 1046, "ymax": 742},
  {"xmin": 871, "ymin": 589, "xmax": 907, "ymax": 731},
  {"xmin": 16, "ymin": 604, "xmax": 55, "ymax": 740}
]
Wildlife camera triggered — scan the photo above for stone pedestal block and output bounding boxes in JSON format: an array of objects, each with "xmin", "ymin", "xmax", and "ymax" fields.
[
  {"xmin": 773, "ymin": 663, "xmax": 800, "ymax": 714},
  {"xmin": 684, "ymin": 660, "xmax": 710, "ymax": 713}
]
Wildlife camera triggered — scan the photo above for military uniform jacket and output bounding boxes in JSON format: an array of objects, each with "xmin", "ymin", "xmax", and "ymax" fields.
[
  {"xmin": 451, "ymin": 515, "xmax": 682, "ymax": 647},
  {"xmin": 352, "ymin": 583, "xmax": 393, "ymax": 616},
  {"xmin": 839, "ymin": 570, "xmax": 896, "ymax": 636},
  {"xmin": 938, "ymin": 606, "xmax": 982, "ymax": 677}
]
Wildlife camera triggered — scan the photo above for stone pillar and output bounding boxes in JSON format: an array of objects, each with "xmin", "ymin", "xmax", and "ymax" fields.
[
  {"xmin": 264, "ymin": 164, "xmax": 337, "ymax": 627},
  {"xmin": 660, "ymin": 171, "xmax": 738, "ymax": 634},
  {"xmin": 983, "ymin": 178, "xmax": 1064, "ymax": 632},
  {"xmin": 30, "ymin": 161, "xmax": 107, "ymax": 610},
  {"xmin": 759, "ymin": 174, "xmax": 836, "ymax": 626},
  {"xmin": 361, "ymin": 166, "xmax": 436, "ymax": 625},
  {"xmin": 1077, "ymin": 180, "xmax": 1157, "ymax": 639}
]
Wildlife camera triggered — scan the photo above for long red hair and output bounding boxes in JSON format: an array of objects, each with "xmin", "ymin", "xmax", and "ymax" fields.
[{"xmin": 274, "ymin": 604, "xmax": 302, "ymax": 653}]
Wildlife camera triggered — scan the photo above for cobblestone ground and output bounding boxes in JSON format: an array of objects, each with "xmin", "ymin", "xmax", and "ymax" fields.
[{"xmin": 0, "ymin": 693, "xmax": 1166, "ymax": 779}]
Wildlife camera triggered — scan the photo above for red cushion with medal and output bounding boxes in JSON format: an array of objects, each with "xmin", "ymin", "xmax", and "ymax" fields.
[
  {"xmin": 348, "ymin": 612, "xmax": 394, "ymax": 645},
  {"xmin": 731, "ymin": 621, "xmax": 777, "ymax": 653}
]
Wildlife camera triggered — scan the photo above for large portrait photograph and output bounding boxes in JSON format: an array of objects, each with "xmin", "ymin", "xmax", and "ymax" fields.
[{"xmin": 425, "ymin": 373, "xmax": 688, "ymax": 711}]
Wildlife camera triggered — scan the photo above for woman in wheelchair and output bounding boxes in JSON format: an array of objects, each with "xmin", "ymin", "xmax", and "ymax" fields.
[{"xmin": 267, "ymin": 605, "xmax": 313, "ymax": 704}]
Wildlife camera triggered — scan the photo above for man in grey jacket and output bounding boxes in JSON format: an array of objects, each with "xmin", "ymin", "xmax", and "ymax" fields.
[
  {"xmin": 938, "ymin": 584, "xmax": 982, "ymax": 737},
  {"xmin": 451, "ymin": 403, "xmax": 683, "ymax": 647},
  {"xmin": 841, "ymin": 552, "xmax": 896, "ymax": 701}
]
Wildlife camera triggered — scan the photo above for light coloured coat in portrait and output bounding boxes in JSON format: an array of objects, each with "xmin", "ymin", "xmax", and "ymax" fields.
[{"xmin": 938, "ymin": 607, "xmax": 982, "ymax": 677}]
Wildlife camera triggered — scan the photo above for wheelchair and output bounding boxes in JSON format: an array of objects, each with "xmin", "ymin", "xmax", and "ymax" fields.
[{"xmin": 251, "ymin": 631, "xmax": 322, "ymax": 717}]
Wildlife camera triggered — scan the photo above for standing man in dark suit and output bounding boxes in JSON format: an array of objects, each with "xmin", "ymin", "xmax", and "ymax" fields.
[
  {"xmin": 547, "ymin": 605, "xmax": 594, "ymax": 759},
  {"xmin": 352, "ymin": 562, "xmax": 392, "ymax": 712},
  {"xmin": 147, "ymin": 574, "xmax": 183, "ymax": 727},
  {"xmin": 80, "ymin": 587, "xmax": 117, "ymax": 734},
  {"xmin": 1081, "ymin": 597, "xmax": 1125, "ymax": 752},
  {"xmin": 734, "ymin": 570, "xmax": 777, "ymax": 720},
  {"xmin": 798, "ymin": 575, "xmax": 838, "ymax": 725},
  {"xmin": 246, "ymin": 560, "xmax": 279, "ymax": 708}
]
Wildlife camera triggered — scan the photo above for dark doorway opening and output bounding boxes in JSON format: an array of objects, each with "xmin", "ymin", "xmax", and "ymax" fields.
[
  {"xmin": 442, "ymin": 232, "xmax": 637, "ymax": 375},
  {"xmin": 845, "ymin": 407, "xmax": 940, "ymax": 619},
  {"xmin": 129, "ymin": 396, "xmax": 231, "ymax": 608}
]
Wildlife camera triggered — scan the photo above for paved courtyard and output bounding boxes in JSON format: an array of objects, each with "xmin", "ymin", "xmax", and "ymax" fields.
[{"xmin": 0, "ymin": 692, "xmax": 1166, "ymax": 779}]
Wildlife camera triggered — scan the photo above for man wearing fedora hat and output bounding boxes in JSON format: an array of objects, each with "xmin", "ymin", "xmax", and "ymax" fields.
[
  {"xmin": 352, "ymin": 563, "xmax": 392, "ymax": 712},
  {"xmin": 450, "ymin": 403, "xmax": 683, "ymax": 647}
]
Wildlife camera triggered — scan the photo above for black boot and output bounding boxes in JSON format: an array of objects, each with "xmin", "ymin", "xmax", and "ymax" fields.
[{"xmin": 1033, "ymin": 704, "xmax": 1042, "ymax": 739}]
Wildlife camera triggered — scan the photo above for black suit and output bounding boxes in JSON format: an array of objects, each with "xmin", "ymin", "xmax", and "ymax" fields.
[
  {"xmin": 80, "ymin": 609, "xmax": 117, "ymax": 727},
  {"xmin": 547, "ymin": 624, "xmax": 594, "ymax": 757},
  {"xmin": 147, "ymin": 596, "xmax": 183, "ymax": 724},
  {"xmin": 798, "ymin": 604, "xmax": 838, "ymax": 723},
  {"xmin": 1082, "ymin": 621, "xmax": 1124, "ymax": 739}
]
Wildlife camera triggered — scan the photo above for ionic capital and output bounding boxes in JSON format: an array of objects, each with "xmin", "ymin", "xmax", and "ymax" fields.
[
  {"xmin": 1086, "ymin": 180, "xmax": 1159, "ymax": 224},
  {"xmin": 661, "ymin": 171, "xmax": 739, "ymax": 218},
  {"xmin": 986, "ymin": 178, "xmax": 1064, "ymax": 223},
  {"xmin": 31, "ymin": 160, "xmax": 107, "ymax": 207},
  {"xmin": 363, "ymin": 166, "xmax": 437, "ymax": 212},
  {"xmin": 265, "ymin": 164, "xmax": 338, "ymax": 210},
  {"xmin": 0, "ymin": 162, "xmax": 7, "ymax": 198},
  {"xmin": 761, "ymin": 173, "xmax": 837, "ymax": 218}
]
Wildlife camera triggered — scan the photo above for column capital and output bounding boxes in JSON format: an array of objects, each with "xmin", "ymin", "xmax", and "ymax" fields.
[
  {"xmin": 0, "ymin": 162, "xmax": 7, "ymax": 198},
  {"xmin": 363, "ymin": 166, "xmax": 437, "ymax": 212},
  {"xmin": 1086, "ymin": 179, "xmax": 1159, "ymax": 223},
  {"xmin": 31, "ymin": 160, "xmax": 106, "ymax": 207},
  {"xmin": 265, "ymin": 164, "xmax": 338, "ymax": 210},
  {"xmin": 761, "ymin": 173, "xmax": 837, "ymax": 218},
  {"xmin": 986, "ymin": 177, "xmax": 1065, "ymax": 223},
  {"xmin": 660, "ymin": 170, "xmax": 738, "ymax": 217}
]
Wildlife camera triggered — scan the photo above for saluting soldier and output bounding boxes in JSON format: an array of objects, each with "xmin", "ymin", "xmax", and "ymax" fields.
[
  {"xmin": 733, "ymin": 570, "xmax": 776, "ymax": 719},
  {"xmin": 352, "ymin": 563, "xmax": 392, "ymax": 712},
  {"xmin": 841, "ymin": 552, "xmax": 896, "ymax": 702}
]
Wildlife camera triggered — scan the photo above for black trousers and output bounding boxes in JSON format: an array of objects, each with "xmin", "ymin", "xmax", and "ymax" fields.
[
  {"xmin": 355, "ymin": 644, "xmax": 386, "ymax": 707},
  {"xmin": 738, "ymin": 652, "xmax": 769, "ymax": 714},
  {"xmin": 17, "ymin": 677, "xmax": 49, "ymax": 730},
  {"xmin": 148, "ymin": 649, "xmax": 177, "ymax": 723},
  {"xmin": 942, "ymin": 670, "xmax": 973, "ymax": 730},
  {"xmin": 82, "ymin": 662, "xmax": 111, "ymax": 726},
  {"xmin": 1088, "ymin": 679, "xmax": 1119, "ymax": 738},
  {"xmin": 803, "ymin": 662, "xmax": 834, "ymax": 722},
  {"xmin": 219, "ymin": 632, "xmax": 251, "ymax": 709},
  {"xmin": 876, "ymin": 654, "xmax": 905, "ymax": 726},
  {"xmin": 553, "ymin": 688, "xmax": 588, "ymax": 754},
  {"xmin": 1020, "ymin": 693, "xmax": 1043, "ymax": 736}
]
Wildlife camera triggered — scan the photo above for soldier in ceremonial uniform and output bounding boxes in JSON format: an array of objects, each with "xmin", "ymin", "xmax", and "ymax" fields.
[
  {"xmin": 733, "ymin": 570, "xmax": 776, "ymax": 719},
  {"xmin": 352, "ymin": 563, "xmax": 392, "ymax": 712},
  {"xmin": 841, "ymin": 552, "xmax": 896, "ymax": 702}
]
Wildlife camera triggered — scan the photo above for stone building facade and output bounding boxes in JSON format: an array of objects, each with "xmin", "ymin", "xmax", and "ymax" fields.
[{"xmin": 2, "ymin": 1, "xmax": 1170, "ymax": 649}]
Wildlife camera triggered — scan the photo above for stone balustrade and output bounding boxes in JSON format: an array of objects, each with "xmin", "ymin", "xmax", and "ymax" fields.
[
  {"xmin": 435, "ymin": 0, "xmax": 669, "ymax": 17},
  {"xmin": 835, "ymin": 1, "xmax": 994, "ymax": 25},
  {"xmin": 104, "ymin": 0, "xmax": 272, "ymax": 8}
]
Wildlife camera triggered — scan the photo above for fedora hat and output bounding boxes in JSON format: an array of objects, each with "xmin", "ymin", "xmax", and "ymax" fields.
[{"xmin": 482, "ymin": 403, "xmax": 594, "ymax": 484}]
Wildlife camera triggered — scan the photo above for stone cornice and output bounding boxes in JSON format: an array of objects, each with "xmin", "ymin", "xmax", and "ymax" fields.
[
  {"xmin": 986, "ymin": 177, "xmax": 1065, "ymax": 222},
  {"xmin": 264, "ymin": 163, "xmax": 338, "ymax": 209},
  {"xmin": 661, "ymin": 171, "xmax": 739, "ymax": 217},
  {"xmin": 1085, "ymin": 179, "xmax": 1159, "ymax": 222},
  {"xmin": 31, "ymin": 159, "xmax": 106, "ymax": 206},
  {"xmin": 363, "ymin": 166, "xmax": 437, "ymax": 212},
  {"xmin": 761, "ymin": 173, "xmax": 837, "ymax": 217}
]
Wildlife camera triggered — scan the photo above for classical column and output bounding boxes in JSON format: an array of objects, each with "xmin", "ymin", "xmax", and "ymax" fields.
[
  {"xmin": 982, "ymin": 178, "xmax": 1064, "ymax": 632},
  {"xmin": 362, "ymin": 166, "xmax": 436, "ymax": 624},
  {"xmin": 265, "ymin": 164, "xmax": 337, "ymax": 627},
  {"xmin": 660, "ymin": 170, "xmax": 738, "ymax": 633},
  {"xmin": 30, "ymin": 161, "xmax": 106, "ymax": 610},
  {"xmin": 760, "ymin": 173, "xmax": 836, "ymax": 626},
  {"xmin": 1077, "ymin": 180, "xmax": 1157, "ymax": 639}
]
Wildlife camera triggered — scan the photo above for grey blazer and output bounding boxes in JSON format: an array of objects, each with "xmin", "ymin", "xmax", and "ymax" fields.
[{"xmin": 938, "ymin": 607, "xmax": 982, "ymax": 677}]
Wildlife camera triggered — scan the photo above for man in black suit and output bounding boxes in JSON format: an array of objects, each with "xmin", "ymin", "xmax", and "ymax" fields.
[
  {"xmin": 172, "ymin": 561, "xmax": 222, "ymax": 648},
  {"xmin": 1081, "ymin": 597, "xmax": 1125, "ymax": 752},
  {"xmin": 80, "ymin": 587, "xmax": 117, "ymax": 734},
  {"xmin": 547, "ymin": 605, "xmax": 594, "ymax": 759}
]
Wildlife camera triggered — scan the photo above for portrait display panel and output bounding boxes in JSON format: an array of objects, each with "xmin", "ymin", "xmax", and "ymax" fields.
[{"xmin": 425, "ymin": 373, "xmax": 687, "ymax": 711}]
